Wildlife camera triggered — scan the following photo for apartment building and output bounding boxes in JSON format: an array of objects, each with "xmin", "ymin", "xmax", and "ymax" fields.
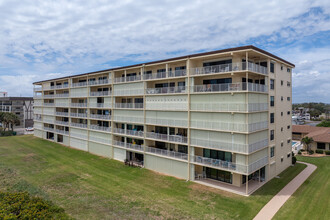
[
  {"xmin": 33, "ymin": 45, "xmax": 294, "ymax": 195},
  {"xmin": 0, "ymin": 97, "xmax": 34, "ymax": 128}
]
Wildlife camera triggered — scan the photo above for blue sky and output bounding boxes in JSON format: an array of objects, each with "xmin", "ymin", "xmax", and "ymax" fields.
[{"xmin": 0, "ymin": 0, "xmax": 329, "ymax": 103}]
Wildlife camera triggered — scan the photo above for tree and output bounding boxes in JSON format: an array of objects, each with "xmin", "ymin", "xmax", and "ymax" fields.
[
  {"xmin": 316, "ymin": 120, "xmax": 330, "ymax": 127},
  {"xmin": 0, "ymin": 112, "xmax": 19, "ymax": 132},
  {"xmin": 301, "ymin": 136, "xmax": 314, "ymax": 151}
]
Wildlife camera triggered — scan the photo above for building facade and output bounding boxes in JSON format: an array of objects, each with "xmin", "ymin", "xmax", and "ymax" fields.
[
  {"xmin": 292, "ymin": 125, "xmax": 330, "ymax": 151},
  {"xmin": 0, "ymin": 97, "xmax": 34, "ymax": 128},
  {"xmin": 33, "ymin": 45, "xmax": 294, "ymax": 195}
]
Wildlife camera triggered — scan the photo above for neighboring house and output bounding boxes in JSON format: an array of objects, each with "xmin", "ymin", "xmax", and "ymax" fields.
[
  {"xmin": 33, "ymin": 45, "xmax": 294, "ymax": 195},
  {"xmin": 0, "ymin": 97, "xmax": 34, "ymax": 128},
  {"xmin": 292, "ymin": 125, "xmax": 330, "ymax": 151}
]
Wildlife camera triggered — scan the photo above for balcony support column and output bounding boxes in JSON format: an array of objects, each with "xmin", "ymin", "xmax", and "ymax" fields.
[
  {"xmin": 166, "ymin": 63, "xmax": 169, "ymax": 78},
  {"xmin": 246, "ymin": 175, "xmax": 248, "ymax": 194}
]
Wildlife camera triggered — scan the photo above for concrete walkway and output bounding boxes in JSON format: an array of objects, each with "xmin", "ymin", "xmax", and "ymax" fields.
[{"xmin": 253, "ymin": 161, "xmax": 317, "ymax": 220}]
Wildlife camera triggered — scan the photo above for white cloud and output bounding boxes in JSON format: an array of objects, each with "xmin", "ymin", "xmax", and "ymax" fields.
[{"xmin": 0, "ymin": 0, "xmax": 329, "ymax": 100}]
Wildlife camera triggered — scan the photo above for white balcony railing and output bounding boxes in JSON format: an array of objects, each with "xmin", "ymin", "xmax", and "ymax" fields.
[
  {"xmin": 44, "ymin": 94, "xmax": 54, "ymax": 98},
  {"xmin": 113, "ymin": 88, "xmax": 144, "ymax": 96},
  {"xmin": 146, "ymin": 132, "xmax": 188, "ymax": 144},
  {"xmin": 143, "ymin": 70, "xmax": 186, "ymax": 80},
  {"xmin": 115, "ymin": 103, "xmax": 144, "ymax": 109},
  {"xmin": 70, "ymin": 122, "xmax": 88, "ymax": 128},
  {"xmin": 114, "ymin": 75, "xmax": 142, "ymax": 83},
  {"xmin": 190, "ymin": 120, "xmax": 268, "ymax": 133},
  {"xmin": 113, "ymin": 116, "xmax": 144, "ymax": 124},
  {"xmin": 33, "ymin": 95, "xmax": 43, "ymax": 99},
  {"xmin": 146, "ymin": 118, "xmax": 188, "ymax": 127},
  {"xmin": 190, "ymin": 103, "xmax": 268, "ymax": 112},
  {"xmin": 44, "ymin": 127, "xmax": 55, "ymax": 132},
  {"xmin": 248, "ymin": 156, "xmax": 269, "ymax": 173},
  {"xmin": 190, "ymin": 138, "xmax": 269, "ymax": 154},
  {"xmin": 56, "ymin": 102, "xmax": 70, "ymax": 107},
  {"xmin": 70, "ymin": 113, "xmax": 88, "ymax": 118},
  {"xmin": 90, "ymin": 91, "xmax": 111, "ymax": 96},
  {"xmin": 88, "ymin": 79, "xmax": 109, "ymax": 86},
  {"xmin": 34, "ymin": 87, "xmax": 42, "ymax": 92},
  {"xmin": 55, "ymin": 93, "xmax": 69, "ymax": 98},
  {"xmin": 55, "ymin": 84, "xmax": 69, "ymax": 89},
  {"xmin": 70, "ymin": 132, "xmax": 88, "ymax": 140},
  {"xmin": 146, "ymin": 86, "xmax": 187, "ymax": 95},
  {"xmin": 145, "ymin": 146, "xmax": 188, "ymax": 161},
  {"xmin": 55, "ymin": 112, "xmax": 69, "ymax": 117},
  {"xmin": 90, "ymin": 125, "xmax": 111, "ymax": 132},
  {"xmin": 71, "ymin": 82, "xmax": 87, "ymax": 87},
  {"xmin": 89, "ymin": 114, "xmax": 111, "ymax": 120},
  {"xmin": 192, "ymin": 82, "xmax": 267, "ymax": 93},
  {"xmin": 55, "ymin": 120, "xmax": 69, "ymax": 126},
  {"xmin": 113, "ymin": 128, "xmax": 144, "ymax": 137},
  {"xmin": 192, "ymin": 155, "xmax": 247, "ymax": 173},
  {"xmin": 113, "ymin": 141, "xmax": 144, "ymax": 152},
  {"xmin": 146, "ymin": 102, "xmax": 188, "ymax": 111},
  {"xmin": 89, "ymin": 103, "xmax": 111, "ymax": 108},
  {"xmin": 70, "ymin": 103, "xmax": 87, "ymax": 108},
  {"xmin": 43, "ymin": 119, "xmax": 54, "ymax": 124},
  {"xmin": 56, "ymin": 129, "xmax": 69, "ymax": 135},
  {"xmin": 43, "ymin": 103, "xmax": 55, "ymax": 107}
]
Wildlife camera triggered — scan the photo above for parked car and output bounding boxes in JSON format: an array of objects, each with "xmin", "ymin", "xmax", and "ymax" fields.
[{"xmin": 26, "ymin": 127, "xmax": 34, "ymax": 131}]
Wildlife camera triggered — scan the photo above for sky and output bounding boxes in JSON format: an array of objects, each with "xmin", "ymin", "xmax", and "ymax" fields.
[{"xmin": 0, "ymin": 0, "xmax": 329, "ymax": 103}]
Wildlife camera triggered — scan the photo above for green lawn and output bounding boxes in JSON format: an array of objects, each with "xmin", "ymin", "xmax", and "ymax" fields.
[
  {"xmin": 274, "ymin": 156, "xmax": 330, "ymax": 220},
  {"xmin": 0, "ymin": 135, "xmax": 307, "ymax": 219}
]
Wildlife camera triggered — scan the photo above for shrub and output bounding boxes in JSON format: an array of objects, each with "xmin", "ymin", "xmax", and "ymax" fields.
[
  {"xmin": 308, "ymin": 150, "xmax": 314, "ymax": 155},
  {"xmin": 298, "ymin": 150, "xmax": 302, "ymax": 155},
  {"xmin": 292, "ymin": 156, "xmax": 297, "ymax": 165},
  {"xmin": 315, "ymin": 149, "xmax": 324, "ymax": 154},
  {"xmin": 0, "ymin": 130, "xmax": 15, "ymax": 137},
  {"xmin": 325, "ymin": 150, "xmax": 330, "ymax": 155},
  {"xmin": 0, "ymin": 191, "xmax": 69, "ymax": 219},
  {"xmin": 300, "ymin": 149, "xmax": 305, "ymax": 152}
]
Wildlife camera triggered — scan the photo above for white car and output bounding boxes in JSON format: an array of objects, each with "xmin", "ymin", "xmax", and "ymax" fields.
[{"xmin": 26, "ymin": 127, "xmax": 34, "ymax": 131}]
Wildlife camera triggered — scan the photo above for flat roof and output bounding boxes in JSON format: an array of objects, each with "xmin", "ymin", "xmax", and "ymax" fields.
[
  {"xmin": 34, "ymin": 45, "xmax": 295, "ymax": 84},
  {"xmin": 0, "ymin": 97, "xmax": 33, "ymax": 101}
]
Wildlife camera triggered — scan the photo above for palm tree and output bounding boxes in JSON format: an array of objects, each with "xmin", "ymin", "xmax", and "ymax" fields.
[
  {"xmin": 301, "ymin": 136, "xmax": 313, "ymax": 152},
  {"xmin": 0, "ymin": 112, "xmax": 19, "ymax": 132},
  {"xmin": 8, "ymin": 113, "xmax": 20, "ymax": 131}
]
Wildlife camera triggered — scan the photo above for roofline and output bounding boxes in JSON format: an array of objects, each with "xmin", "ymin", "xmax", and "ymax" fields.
[{"xmin": 33, "ymin": 45, "xmax": 295, "ymax": 84}]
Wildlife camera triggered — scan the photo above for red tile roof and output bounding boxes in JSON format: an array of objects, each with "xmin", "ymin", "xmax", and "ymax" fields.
[{"xmin": 293, "ymin": 125, "xmax": 330, "ymax": 143}]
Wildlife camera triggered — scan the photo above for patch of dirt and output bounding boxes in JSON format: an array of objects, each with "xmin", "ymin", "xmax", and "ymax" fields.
[
  {"xmin": 189, "ymin": 182, "xmax": 241, "ymax": 198},
  {"xmin": 301, "ymin": 152, "xmax": 329, "ymax": 157}
]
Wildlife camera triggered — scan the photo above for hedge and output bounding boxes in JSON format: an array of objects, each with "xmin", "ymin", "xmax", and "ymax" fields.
[
  {"xmin": 315, "ymin": 149, "xmax": 324, "ymax": 154},
  {"xmin": 325, "ymin": 150, "xmax": 330, "ymax": 155},
  {"xmin": 0, "ymin": 191, "xmax": 69, "ymax": 219},
  {"xmin": 308, "ymin": 150, "xmax": 314, "ymax": 155}
]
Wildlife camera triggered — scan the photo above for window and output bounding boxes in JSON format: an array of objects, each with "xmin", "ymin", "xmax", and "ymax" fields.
[
  {"xmin": 270, "ymin": 130, "xmax": 274, "ymax": 141},
  {"xmin": 270, "ymin": 62, "xmax": 275, "ymax": 73},
  {"xmin": 287, "ymin": 68, "xmax": 291, "ymax": 72},
  {"xmin": 281, "ymin": 96, "xmax": 283, "ymax": 101},
  {"xmin": 287, "ymin": 139, "xmax": 291, "ymax": 144},
  {"xmin": 270, "ymin": 147, "xmax": 275, "ymax": 157},
  {"xmin": 317, "ymin": 142, "xmax": 326, "ymax": 149},
  {"xmin": 281, "ymin": 142, "xmax": 284, "ymax": 147},
  {"xmin": 287, "ymin": 153, "xmax": 291, "ymax": 158},
  {"xmin": 287, "ymin": 97, "xmax": 291, "ymax": 101},
  {"xmin": 287, "ymin": 81, "xmax": 291, "ymax": 87},
  {"xmin": 281, "ymin": 112, "xmax": 283, "ymax": 116},
  {"xmin": 270, "ymin": 79, "xmax": 275, "ymax": 90},
  {"xmin": 287, "ymin": 111, "xmax": 291, "ymax": 115},
  {"xmin": 281, "ymin": 127, "xmax": 283, "ymax": 132},
  {"xmin": 287, "ymin": 125, "xmax": 291, "ymax": 129},
  {"xmin": 270, "ymin": 96, "xmax": 274, "ymax": 107},
  {"xmin": 281, "ymin": 66, "xmax": 283, "ymax": 70},
  {"xmin": 281, "ymin": 80, "xmax": 283, "ymax": 86},
  {"xmin": 270, "ymin": 113, "xmax": 274, "ymax": 123},
  {"xmin": 281, "ymin": 157, "xmax": 284, "ymax": 162}
]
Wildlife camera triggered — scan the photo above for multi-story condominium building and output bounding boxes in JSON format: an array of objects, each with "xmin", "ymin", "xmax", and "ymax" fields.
[
  {"xmin": 33, "ymin": 45, "xmax": 294, "ymax": 195},
  {"xmin": 0, "ymin": 97, "xmax": 34, "ymax": 128}
]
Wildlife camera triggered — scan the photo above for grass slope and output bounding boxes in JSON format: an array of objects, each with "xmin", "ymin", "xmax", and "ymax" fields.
[
  {"xmin": 0, "ymin": 135, "xmax": 306, "ymax": 219},
  {"xmin": 274, "ymin": 156, "xmax": 330, "ymax": 220}
]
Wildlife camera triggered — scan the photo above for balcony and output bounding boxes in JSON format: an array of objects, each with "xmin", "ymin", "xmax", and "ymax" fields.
[
  {"xmin": 146, "ymin": 86, "xmax": 187, "ymax": 95},
  {"xmin": 70, "ymin": 132, "xmax": 88, "ymax": 140},
  {"xmin": 113, "ymin": 88, "xmax": 144, "ymax": 96},
  {"xmin": 192, "ymin": 155, "xmax": 245, "ymax": 173},
  {"xmin": 146, "ymin": 132, "xmax": 187, "ymax": 144},
  {"xmin": 44, "ymin": 127, "xmax": 55, "ymax": 132},
  {"xmin": 90, "ymin": 125, "xmax": 111, "ymax": 132},
  {"xmin": 190, "ymin": 62, "xmax": 268, "ymax": 76},
  {"xmin": 89, "ymin": 103, "xmax": 111, "ymax": 108},
  {"xmin": 34, "ymin": 87, "xmax": 42, "ymax": 92},
  {"xmin": 89, "ymin": 136, "xmax": 111, "ymax": 144},
  {"xmin": 145, "ymin": 146, "xmax": 188, "ymax": 161},
  {"xmin": 55, "ymin": 112, "xmax": 69, "ymax": 117},
  {"xmin": 70, "ymin": 113, "xmax": 88, "ymax": 118},
  {"xmin": 89, "ymin": 114, "xmax": 111, "ymax": 120},
  {"xmin": 146, "ymin": 102, "xmax": 188, "ymax": 111},
  {"xmin": 190, "ymin": 138, "xmax": 268, "ymax": 154},
  {"xmin": 115, "ymin": 103, "xmax": 144, "ymax": 109},
  {"xmin": 146, "ymin": 118, "xmax": 188, "ymax": 127},
  {"xmin": 70, "ymin": 103, "xmax": 87, "ymax": 108},
  {"xmin": 88, "ymin": 79, "xmax": 110, "ymax": 86},
  {"xmin": 190, "ymin": 103, "xmax": 268, "ymax": 112},
  {"xmin": 113, "ymin": 140, "xmax": 144, "ymax": 152},
  {"xmin": 33, "ymin": 94, "xmax": 43, "ymax": 99},
  {"xmin": 113, "ymin": 116, "xmax": 144, "ymax": 124},
  {"xmin": 55, "ymin": 93, "xmax": 69, "ymax": 98},
  {"xmin": 56, "ymin": 102, "xmax": 70, "ymax": 107},
  {"xmin": 71, "ymin": 82, "xmax": 87, "ymax": 87},
  {"xmin": 44, "ymin": 94, "xmax": 54, "ymax": 98},
  {"xmin": 113, "ymin": 128, "xmax": 144, "ymax": 137},
  {"xmin": 55, "ymin": 84, "xmax": 69, "ymax": 89},
  {"xmin": 114, "ymin": 75, "xmax": 141, "ymax": 83},
  {"xmin": 56, "ymin": 129, "xmax": 69, "ymax": 135},
  {"xmin": 143, "ymin": 70, "xmax": 186, "ymax": 80},
  {"xmin": 90, "ymin": 91, "xmax": 111, "ymax": 96},
  {"xmin": 44, "ymin": 103, "xmax": 55, "ymax": 107},
  {"xmin": 70, "ymin": 122, "xmax": 88, "ymax": 129},
  {"xmin": 190, "ymin": 120, "xmax": 268, "ymax": 133},
  {"xmin": 55, "ymin": 120, "xmax": 69, "ymax": 126},
  {"xmin": 192, "ymin": 82, "xmax": 267, "ymax": 93}
]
